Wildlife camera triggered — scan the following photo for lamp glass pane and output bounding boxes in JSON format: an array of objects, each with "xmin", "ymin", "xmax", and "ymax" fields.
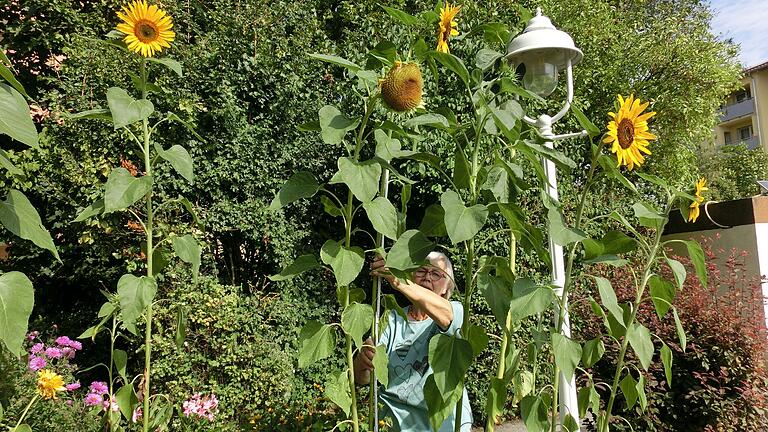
[{"xmin": 522, "ymin": 56, "xmax": 559, "ymax": 97}]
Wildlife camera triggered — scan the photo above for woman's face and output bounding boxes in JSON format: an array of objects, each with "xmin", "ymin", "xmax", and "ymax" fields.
[{"xmin": 413, "ymin": 258, "xmax": 450, "ymax": 298}]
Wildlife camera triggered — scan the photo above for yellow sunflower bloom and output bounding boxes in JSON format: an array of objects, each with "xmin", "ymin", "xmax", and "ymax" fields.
[
  {"xmin": 36, "ymin": 370, "xmax": 66, "ymax": 400},
  {"xmin": 116, "ymin": 0, "xmax": 175, "ymax": 57},
  {"xmin": 603, "ymin": 94, "xmax": 657, "ymax": 170},
  {"xmin": 436, "ymin": 2, "xmax": 461, "ymax": 53},
  {"xmin": 687, "ymin": 177, "xmax": 708, "ymax": 223}
]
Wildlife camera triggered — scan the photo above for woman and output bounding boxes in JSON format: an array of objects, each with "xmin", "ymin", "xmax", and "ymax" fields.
[{"xmin": 353, "ymin": 251, "xmax": 473, "ymax": 431}]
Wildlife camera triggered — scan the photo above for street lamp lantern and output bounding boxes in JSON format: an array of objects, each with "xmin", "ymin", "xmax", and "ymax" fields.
[
  {"xmin": 505, "ymin": 8, "xmax": 583, "ymax": 97},
  {"xmin": 505, "ymin": 7, "xmax": 587, "ymax": 430}
]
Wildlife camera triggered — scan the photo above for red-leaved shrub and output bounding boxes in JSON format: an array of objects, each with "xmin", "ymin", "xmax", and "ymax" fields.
[{"xmin": 574, "ymin": 235, "xmax": 768, "ymax": 431}]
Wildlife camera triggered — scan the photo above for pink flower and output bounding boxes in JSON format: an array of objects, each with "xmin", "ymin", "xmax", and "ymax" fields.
[
  {"xmin": 132, "ymin": 407, "xmax": 142, "ymax": 423},
  {"xmin": 45, "ymin": 347, "xmax": 62, "ymax": 358},
  {"xmin": 55, "ymin": 336, "xmax": 73, "ymax": 346},
  {"xmin": 102, "ymin": 396, "xmax": 119, "ymax": 412},
  {"xmin": 30, "ymin": 343, "xmax": 44, "ymax": 354},
  {"xmin": 182, "ymin": 393, "xmax": 217, "ymax": 421},
  {"xmin": 61, "ymin": 347, "xmax": 75, "ymax": 359},
  {"xmin": 89, "ymin": 381, "xmax": 108, "ymax": 395},
  {"xmin": 28, "ymin": 355, "xmax": 46, "ymax": 371},
  {"xmin": 27, "ymin": 331, "xmax": 39, "ymax": 341},
  {"xmin": 66, "ymin": 382, "xmax": 81, "ymax": 391},
  {"xmin": 69, "ymin": 340, "xmax": 83, "ymax": 351},
  {"xmin": 84, "ymin": 393, "xmax": 103, "ymax": 406}
]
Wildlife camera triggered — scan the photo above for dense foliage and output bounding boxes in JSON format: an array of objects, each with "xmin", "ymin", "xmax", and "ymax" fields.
[{"xmin": 0, "ymin": 0, "xmax": 749, "ymax": 428}]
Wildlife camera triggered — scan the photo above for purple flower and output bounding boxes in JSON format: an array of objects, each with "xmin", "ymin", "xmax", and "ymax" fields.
[
  {"xmin": 66, "ymin": 382, "xmax": 81, "ymax": 391},
  {"xmin": 45, "ymin": 347, "xmax": 63, "ymax": 359},
  {"xmin": 182, "ymin": 393, "xmax": 217, "ymax": 421},
  {"xmin": 30, "ymin": 343, "xmax": 44, "ymax": 354},
  {"xmin": 69, "ymin": 340, "xmax": 83, "ymax": 351},
  {"xmin": 28, "ymin": 355, "xmax": 47, "ymax": 371},
  {"xmin": 103, "ymin": 396, "xmax": 119, "ymax": 412},
  {"xmin": 132, "ymin": 407, "xmax": 142, "ymax": 423},
  {"xmin": 89, "ymin": 381, "xmax": 108, "ymax": 395},
  {"xmin": 84, "ymin": 393, "xmax": 103, "ymax": 407},
  {"xmin": 27, "ymin": 331, "xmax": 39, "ymax": 341},
  {"xmin": 55, "ymin": 336, "xmax": 73, "ymax": 346}
]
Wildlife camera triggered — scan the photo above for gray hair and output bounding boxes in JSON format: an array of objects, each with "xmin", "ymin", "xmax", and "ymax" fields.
[{"xmin": 427, "ymin": 251, "xmax": 455, "ymax": 299}]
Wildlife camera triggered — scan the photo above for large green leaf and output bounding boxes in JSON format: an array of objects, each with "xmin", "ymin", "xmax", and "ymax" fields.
[
  {"xmin": 648, "ymin": 275, "xmax": 675, "ymax": 319},
  {"xmin": 0, "ymin": 272, "xmax": 33, "ymax": 357},
  {"xmin": 419, "ymin": 204, "xmax": 446, "ymax": 237},
  {"xmin": 509, "ymin": 278, "xmax": 554, "ymax": 323},
  {"xmin": 104, "ymin": 168, "xmax": 152, "ymax": 213},
  {"xmin": 683, "ymin": 240, "xmax": 708, "ymax": 288},
  {"xmin": 324, "ymin": 370, "xmax": 352, "ymax": 417},
  {"xmin": 0, "ymin": 54, "xmax": 30, "ymax": 98},
  {"xmin": 117, "ymin": 274, "xmax": 157, "ymax": 335},
  {"xmin": 171, "ymin": 235, "xmax": 201, "ymax": 282},
  {"xmin": 665, "ymin": 257, "xmax": 687, "ymax": 290},
  {"xmin": 309, "ymin": 54, "xmax": 362, "ymax": 72},
  {"xmin": 441, "ymin": 190, "xmax": 488, "ymax": 244},
  {"xmin": 106, "ymin": 87, "xmax": 154, "ymax": 129},
  {"xmin": 485, "ymin": 377, "xmax": 507, "ymax": 426},
  {"xmin": 298, "ymin": 320, "xmax": 336, "ymax": 368},
  {"xmin": 73, "ymin": 198, "xmax": 105, "ymax": 222},
  {"xmin": 424, "ymin": 375, "xmax": 464, "ymax": 432},
  {"xmin": 632, "ymin": 201, "xmax": 665, "ymax": 229},
  {"xmin": 570, "ymin": 103, "xmax": 601, "ymax": 138},
  {"xmin": 627, "ymin": 323, "xmax": 654, "ymax": 370},
  {"xmin": 386, "ymin": 229, "xmax": 434, "ymax": 271},
  {"xmin": 147, "ymin": 57, "xmax": 183, "ymax": 77},
  {"xmin": 452, "ymin": 147, "xmax": 471, "ymax": 189},
  {"xmin": 552, "ymin": 333, "xmax": 582, "ymax": 381},
  {"xmin": 363, "ymin": 197, "xmax": 398, "ymax": 240},
  {"xmin": 597, "ymin": 154, "xmax": 637, "ymax": 193},
  {"xmin": 661, "ymin": 342, "xmax": 673, "ymax": 386},
  {"xmin": 581, "ymin": 337, "xmax": 605, "ymax": 368},
  {"xmin": 373, "ymin": 345, "xmax": 389, "ymax": 387},
  {"xmin": 115, "ymin": 384, "xmax": 138, "ymax": 421},
  {"xmin": 0, "ymin": 189, "xmax": 59, "ymax": 260},
  {"xmin": 269, "ymin": 254, "xmax": 320, "ymax": 281},
  {"xmin": 520, "ymin": 395, "xmax": 549, "ymax": 432},
  {"xmin": 428, "ymin": 334, "xmax": 473, "ymax": 394},
  {"xmin": 592, "ymin": 276, "xmax": 624, "ymax": 327},
  {"xmin": 334, "ymin": 157, "xmax": 381, "ymax": 203},
  {"xmin": 154, "ymin": 144, "xmax": 194, "ymax": 183},
  {"xmin": 379, "ymin": 4, "xmax": 418, "ymax": 25},
  {"xmin": 430, "ymin": 51, "xmax": 470, "ymax": 85},
  {"xmin": 341, "ymin": 303, "xmax": 373, "ymax": 349},
  {"xmin": 620, "ymin": 373, "xmax": 638, "ymax": 409},
  {"xmin": 114, "ymin": 349, "xmax": 128, "ymax": 381},
  {"xmin": 320, "ymin": 240, "xmax": 365, "ymax": 286},
  {"xmin": 582, "ymin": 230, "xmax": 637, "ymax": 264},
  {"xmin": 477, "ymin": 273, "xmax": 512, "ymax": 329},
  {"xmin": 0, "ymin": 148, "xmax": 21, "ymax": 175},
  {"xmin": 268, "ymin": 171, "xmax": 319, "ymax": 210},
  {"xmin": 547, "ymin": 206, "xmax": 586, "ymax": 246},
  {"xmin": 0, "ymin": 83, "xmax": 38, "ymax": 147},
  {"xmin": 318, "ymin": 105, "xmax": 359, "ymax": 144},
  {"xmin": 374, "ymin": 129, "xmax": 404, "ymax": 162},
  {"xmin": 403, "ymin": 113, "xmax": 450, "ymax": 130},
  {"xmin": 465, "ymin": 324, "xmax": 489, "ymax": 357}
]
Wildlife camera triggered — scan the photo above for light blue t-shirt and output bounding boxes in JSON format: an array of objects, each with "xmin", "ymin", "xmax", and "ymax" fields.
[{"xmin": 376, "ymin": 301, "xmax": 473, "ymax": 432}]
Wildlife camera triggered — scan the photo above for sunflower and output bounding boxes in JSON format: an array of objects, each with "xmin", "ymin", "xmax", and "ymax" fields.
[
  {"xmin": 687, "ymin": 177, "xmax": 708, "ymax": 223},
  {"xmin": 436, "ymin": 2, "xmax": 461, "ymax": 53},
  {"xmin": 380, "ymin": 61, "xmax": 424, "ymax": 112},
  {"xmin": 37, "ymin": 370, "xmax": 66, "ymax": 400},
  {"xmin": 116, "ymin": 1, "xmax": 175, "ymax": 57},
  {"xmin": 603, "ymin": 94, "xmax": 657, "ymax": 170}
]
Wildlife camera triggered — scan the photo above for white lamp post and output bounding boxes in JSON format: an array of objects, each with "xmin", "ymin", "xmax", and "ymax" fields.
[{"xmin": 506, "ymin": 8, "xmax": 587, "ymax": 429}]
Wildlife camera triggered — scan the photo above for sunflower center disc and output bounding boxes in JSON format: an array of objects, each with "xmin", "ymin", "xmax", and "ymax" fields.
[
  {"xmin": 617, "ymin": 118, "xmax": 634, "ymax": 149},
  {"xmin": 135, "ymin": 21, "xmax": 158, "ymax": 42}
]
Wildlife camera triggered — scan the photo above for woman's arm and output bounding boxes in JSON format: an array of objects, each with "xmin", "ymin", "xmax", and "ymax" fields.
[{"xmin": 371, "ymin": 256, "xmax": 454, "ymax": 329}]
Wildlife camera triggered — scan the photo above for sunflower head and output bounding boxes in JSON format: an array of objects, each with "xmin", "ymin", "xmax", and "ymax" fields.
[
  {"xmin": 687, "ymin": 177, "xmax": 709, "ymax": 223},
  {"xmin": 436, "ymin": 2, "xmax": 461, "ymax": 53},
  {"xmin": 603, "ymin": 94, "xmax": 657, "ymax": 170},
  {"xmin": 116, "ymin": 1, "xmax": 176, "ymax": 57},
  {"xmin": 380, "ymin": 62, "xmax": 424, "ymax": 112},
  {"xmin": 36, "ymin": 370, "xmax": 66, "ymax": 400}
]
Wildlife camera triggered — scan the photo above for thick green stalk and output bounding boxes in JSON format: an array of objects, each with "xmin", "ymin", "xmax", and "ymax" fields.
[
  {"xmin": 140, "ymin": 58, "xmax": 154, "ymax": 432},
  {"xmin": 600, "ymin": 199, "xmax": 672, "ymax": 432}
]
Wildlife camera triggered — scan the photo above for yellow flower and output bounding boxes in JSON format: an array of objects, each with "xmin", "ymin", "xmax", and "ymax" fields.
[
  {"xmin": 380, "ymin": 61, "xmax": 424, "ymax": 112},
  {"xmin": 36, "ymin": 370, "xmax": 66, "ymax": 400},
  {"xmin": 687, "ymin": 177, "xmax": 708, "ymax": 223},
  {"xmin": 436, "ymin": 2, "xmax": 461, "ymax": 53},
  {"xmin": 116, "ymin": 1, "xmax": 175, "ymax": 57},
  {"xmin": 603, "ymin": 94, "xmax": 657, "ymax": 170}
]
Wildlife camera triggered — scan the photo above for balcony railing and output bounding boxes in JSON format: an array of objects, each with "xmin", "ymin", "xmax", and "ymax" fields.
[
  {"xmin": 725, "ymin": 136, "xmax": 761, "ymax": 149},
  {"xmin": 719, "ymin": 98, "xmax": 755, "ymax": 123}
]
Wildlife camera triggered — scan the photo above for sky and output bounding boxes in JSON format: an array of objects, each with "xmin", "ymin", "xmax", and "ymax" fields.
[{"xmin": 708, "ymin": 0, "xmax": 768, "ymax": 68}]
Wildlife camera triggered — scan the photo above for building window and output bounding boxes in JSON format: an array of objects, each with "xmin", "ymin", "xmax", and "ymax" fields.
[
  {"xmin": 735, "ymin": 88, "xmax": 752, "ymax": 103},
  {"xmin": 724, "ymin": 131, "xmax": 732, "ymax": 144},
  {"xmin": 738, "ymin": 125, "xmax": 753, "ymax": 141}
]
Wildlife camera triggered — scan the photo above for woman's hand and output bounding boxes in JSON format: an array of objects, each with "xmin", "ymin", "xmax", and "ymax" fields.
[{"xmin": 370, "ymin": 255, "xmax": 400, "ymax": 290}]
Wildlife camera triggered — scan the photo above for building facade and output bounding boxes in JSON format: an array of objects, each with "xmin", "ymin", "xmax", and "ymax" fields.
[{"xmin": 714, "ymin": 61, "xmax": 768, "ymax": 151}]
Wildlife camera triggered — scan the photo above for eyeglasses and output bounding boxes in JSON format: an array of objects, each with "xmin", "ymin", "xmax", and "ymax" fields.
[{"xmin": 413, "ymin": 268, "xmax": 446, "ymax": 282}]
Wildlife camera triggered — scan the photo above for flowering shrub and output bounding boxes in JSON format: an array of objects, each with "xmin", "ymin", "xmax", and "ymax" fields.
[{"xmin": 574, "ymin": 237, "xmax": 768, "ymax": 431}]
